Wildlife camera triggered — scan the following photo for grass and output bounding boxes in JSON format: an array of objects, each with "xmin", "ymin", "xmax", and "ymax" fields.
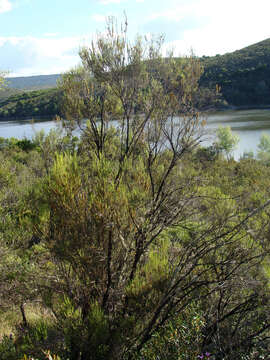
[
  {"xmin": 0, "ymin": 303, "xmax": 54, "ymax": 340},
  {"xmin": 0, "ymin": 303, "xmax": 62, "ymax": 360}
]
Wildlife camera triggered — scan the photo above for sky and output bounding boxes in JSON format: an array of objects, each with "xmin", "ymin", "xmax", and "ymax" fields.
[{"xmin": 0, "ymin": 0, "xmax": 270, "ymax": 77}]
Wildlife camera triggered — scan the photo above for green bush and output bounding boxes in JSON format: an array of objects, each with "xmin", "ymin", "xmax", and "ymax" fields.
[{"xmin": 0, "ymin": 335, "xmax": 17, "ymax": 360}]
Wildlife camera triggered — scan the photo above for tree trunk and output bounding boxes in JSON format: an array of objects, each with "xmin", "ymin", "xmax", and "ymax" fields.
[{"xmin": 20, "ymin": 303, "xmax": 28, "ymax": 328}]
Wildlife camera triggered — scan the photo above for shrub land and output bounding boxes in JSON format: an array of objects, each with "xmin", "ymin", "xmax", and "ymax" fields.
[{"xmin": 0, "ymin": 20, "xmax": 269, "ymax": 360}]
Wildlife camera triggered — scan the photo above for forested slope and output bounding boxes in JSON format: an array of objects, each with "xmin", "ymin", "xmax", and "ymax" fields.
[
  {"xmin": 1, "ymin": 38, "xmax": 270, "ymax": 119},
  {"xmin": 200, "ymin": 38, "xmax": 270, "ymax": 106},
  {"xmin": 0, "ymin": 88, "xmax": 61, "ymax": 119}
]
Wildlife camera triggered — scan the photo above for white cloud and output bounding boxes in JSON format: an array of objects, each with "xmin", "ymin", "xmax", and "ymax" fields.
[
  {"xmin": 152, "ymin": 0, "xmax": 270, "ymax": 56},
  {"xmin": 43, "ymin": 33, "xmax": 59, "ymax": 37},
  {"xmin": 0, "ymin": 35, "xmax": 91, "ymax": 76},
  {"xmin": 147, "ymin": 1, "xmax": 194, "ymax": 22},
  {"xmin": 91, "ymin": 12, "xmax": 118, "ymax": 23},
  {"xmin": 0, "ymin": 0, "xmax": 12, "ymax": 13},
  {"xmin": 92, "ymin": 14, "xmax": 107, "ymax": 22},
  {"xmin": 2, "ymin": 0, "xmax": 270, "ymax": 76},
  {"xmin": 99, "ymin": 0, "xmax": 123, "ymax": 5}
]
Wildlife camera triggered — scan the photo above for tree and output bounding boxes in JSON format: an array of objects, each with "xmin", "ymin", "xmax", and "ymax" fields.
[
  {"xmin": 40, "ymin": 17, "xmax": 206, "ymax": 359},
  {"xmin": 23, "ymin": 18, "xmax": 270, "ymax": 360},
  {"xmin": 215, "ymin": 125, "xmax": 239, "ymax": 159},
  {"xmin": 0, "ymin": 71, "xmax": 6, "ymax": 90},
  {"xmin": 257, "ymin": 133, "xmax": 270, "ymax": 164}
]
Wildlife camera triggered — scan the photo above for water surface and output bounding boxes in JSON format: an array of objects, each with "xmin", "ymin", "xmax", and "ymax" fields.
[
  {"xmin": 1, "ymin": 109, "xmax": 270, "ymax": 159},
  {"xmin": 205, "ymin": 109, "xmax": 270, "ymax": 158},
  {"xmin": 0, "ymin": 118, "xmax": 57, "ymax": 139}
]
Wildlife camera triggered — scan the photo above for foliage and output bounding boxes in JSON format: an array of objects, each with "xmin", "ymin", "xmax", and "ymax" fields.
[
  {"xmin": 134, "ymin": 304, "xmax": 205, "ymax": 360},
  {"xmin": 6, "ymin": 74, "xmax": 60, "ymax": 91},
  {"xmin": 0, "ymin": 112, "xmax": 270, "ymax": 360},
  {"xmin": 215, "ymin": 125, "xmax": 240, "ymax": 159},
  {"xmin": 3, "ymin": 36, "xmax": 270, "ymax": 118},
  {"xmin": 0, "ymin": 335, "xmax": 17, "ymax": 360},
  {"xmin": 257, "ymin": 133, "xmax": 270, "ymax": 164},
  {"xmin": 3, "ymin": 36, "xmax": 270, "ymax": 116},
  {"xmin": 0, "ymin": 18, "xmax": 269, "ymax": 360},
  {"xmin": 0, "ymin": 71, "xmax": 6, "ymax": 91},
  {"xmin": 0, "ymin": 88, "xmax": 61, "ymax": 119},
  {"xmin": 200, "ymin": 38, "xmax": 270, "ymax": 106}
]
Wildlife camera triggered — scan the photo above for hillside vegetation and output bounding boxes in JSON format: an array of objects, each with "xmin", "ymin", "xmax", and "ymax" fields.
[
  {"xmin": 0, "ymin": 20, "xmax": 269, "ymax": 360},
  {"xmin": 0, "ymin": 88, "xmax": 61, "ymax": 119},
  {"xmin": 200, "ymin": 38, "xmax": 270, "ymax": 106},
  {"xmin": 6, "ymin": 74, "xmax": 60, "ymax": 90},
  {"xmin": 1, "ymin": 38, "xmax": 270, "ymax": 120}
]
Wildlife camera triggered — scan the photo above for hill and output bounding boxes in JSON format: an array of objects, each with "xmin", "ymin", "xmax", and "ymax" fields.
[
  {"xmin": 200, "ymin": 38, "xmax": 270, "ymax": 106},
  {"xmin": 1, "ymin": 38, "xmax": 270, "ymax": 119},
  {"xmin": 0, "ymin": 88, "xmax": 61, "ymax": 119},
  {"xmin": 0, "ymin": 74, "xmax": 62, "ymax": 119},
  {"xmin": 5, "ymin": 74, "xmax": 61, "ymax": 90}
]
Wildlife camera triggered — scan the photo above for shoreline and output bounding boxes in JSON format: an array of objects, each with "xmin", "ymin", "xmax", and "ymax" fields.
[
  {"xmin": 1, "ymin": 105, "xmax": 270, "ymax": 122},
  {"xmin": 202, "ymin": 104, "xmax": 270, "ymax": 113},
  {"xmin": 0, "ymin": 114, "xmax": 58, "ymax": 122}
]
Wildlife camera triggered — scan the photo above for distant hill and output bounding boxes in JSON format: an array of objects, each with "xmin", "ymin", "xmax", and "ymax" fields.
[
  {"xmin": 1, "ymin": 38, "xmax": 270, "ymax": 119},
  {"xmin": 0, "ymin": 88, "xmax": 61, "ymax": 119},
  {"xmin": 200, "ymin": 38, "xmax": 270, "ymax": 106},
  {"xmin": 5, "ymin": 74, "xmax": 61, "ymax": 90}
]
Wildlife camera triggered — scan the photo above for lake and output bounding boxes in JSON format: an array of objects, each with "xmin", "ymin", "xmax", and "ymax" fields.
[
  {"xmin": 0, "ymin": 118, "xmax": 57, "ymax": 140},
  {"xmin": 1, "ymin": 109, "xmax": 270, "ymax": 159},
  {"xmin": 206, "ymin": 109, "xmax": 270, "ymax": 159}
]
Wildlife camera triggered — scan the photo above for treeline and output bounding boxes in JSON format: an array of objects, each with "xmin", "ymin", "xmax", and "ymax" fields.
[
  {"xmin": 200, "ymin": 38, "xmax": 270, "ymax": 106},
  {"xmin": 0, "ymin": 88, "xmax": 61, "ymax": 119}
]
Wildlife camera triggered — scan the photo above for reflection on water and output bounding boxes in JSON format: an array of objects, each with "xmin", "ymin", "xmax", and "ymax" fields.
[
  {"xmin": 206, "ymin": 109, "xmax": 270, "ymax": 128},
  {"xmin": 205, "ymin": 109, "xmax": 270, "ymax": 159},
  {"xmin": 0, "ymin": 118, "xmax": 58, "ymax": 140},
  {"xmin": 1, "ymin": 109, "xmax": 270, "ymax": 160}
]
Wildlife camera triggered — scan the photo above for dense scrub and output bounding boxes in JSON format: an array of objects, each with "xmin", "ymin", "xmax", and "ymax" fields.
[
  {"xmin": 0, "ymin": 132, "xmax": 269, "ymax": 360},
  {"xmin": 0, "ymin": 20, "xmax": 269, "ymax": 360}
]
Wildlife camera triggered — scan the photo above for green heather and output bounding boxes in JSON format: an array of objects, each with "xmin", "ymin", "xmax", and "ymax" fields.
[{"xmin": 0, "ymin": 20, "xmax": 269, "ymax": 360}]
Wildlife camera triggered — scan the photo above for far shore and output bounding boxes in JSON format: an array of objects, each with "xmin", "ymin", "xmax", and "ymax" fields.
[
  {"xmin": 202, "ymin": 104, "xmax": 270, "ymax": 113},
  {"xmin": 0, "ymin": 115, "xmax": 58, "ymax": 122},
  {"xmin": 1, "ymin": 105, "xmax": 270, "ymax": 122}
]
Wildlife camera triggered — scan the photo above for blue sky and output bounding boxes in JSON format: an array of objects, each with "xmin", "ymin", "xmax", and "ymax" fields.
[{"xmin": 1, "ymin": 0, "xmax": 270, "ymax": 76}]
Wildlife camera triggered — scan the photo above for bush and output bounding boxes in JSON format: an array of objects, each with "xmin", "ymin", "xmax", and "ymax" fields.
[{"xmin": 0, "ymin": 335, "xmax": 17, "ymax": 360}]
